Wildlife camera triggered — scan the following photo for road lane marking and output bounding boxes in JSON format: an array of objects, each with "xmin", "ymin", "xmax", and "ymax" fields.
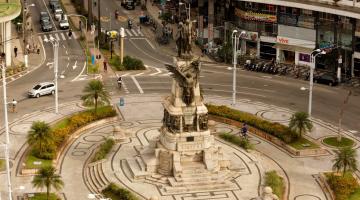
[
  {"xmin": 72, "ymin": 60, "xmax": 78, "ymax": 70},
  {"xmin": 138, "ymin": 30, "xmax": 144, "ymax": 36},
  {"xmin": 38, "ymin": 36, "xmax": 43, "ymax": 42},
  {"xmin": 132, "ymin": 29, "xmax": 138, "ymax": 36},
  {"xmin": 72, "ymin": 32, "xmax": 77, "ymax": 39},
  {"xmin": 72, "ymin": 61, "xmax": 87, "ymax": 82},
  {"xmin": 60, "ymin": 32, "xmax": 66, "ymax": 40},
  {"xmin": 145, "ymin": 38, "xmax": 155, "ymax": 50},
  {"xmin": 55, "ymin": 33, "xmax": 60, "ymax": 41},
  {"xmin": 150, "ymin": 67, "xmax": 162, "ymax": 76},
  {"xmin": 48, "ymin": 34, "xmax": 54, "ymax": 40},
  {"xmin": 121, "ymin": 73, "xmax": 130, "ymax": 77},
  {"xmin": 134, "ymin": 72, "xmax": 144, "ymax": 76},
  {"xmin": 43, "ymin": 35, "xmax": 48, "ymax": 42},
  {"xmin": 125, "ymin": 29, "xmax": 133, "ymax": 37},
  {"xmin": 131, "ymin": 76, "xmax": 144, "ymax": 94},
  {"xmin": 128, "ymin": 39, "xmax": 168, "ymax": 64}
]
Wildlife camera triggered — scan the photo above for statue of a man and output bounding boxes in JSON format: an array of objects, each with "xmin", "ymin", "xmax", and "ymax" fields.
[{"xmin": 175, "ymin": 22, "xmax": 185, "ymax": 57}]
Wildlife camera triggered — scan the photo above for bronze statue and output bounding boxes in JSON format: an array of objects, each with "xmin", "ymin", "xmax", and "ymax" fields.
[{"xmin": 175, "ymin": 21, "xmax": 192, "ymax": 57}]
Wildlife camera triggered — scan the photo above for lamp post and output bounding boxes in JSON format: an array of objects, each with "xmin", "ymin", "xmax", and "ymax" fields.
[
  {"xmin": 308, "ymin": 49, "xmax": 326, "ymax": 117},
  {"xmin": 231, "ymin": 30, "xmax": 246, "ymax": 105},
  {"xmin": 44, "ymin": 36, "xmax": 59, "ymax": 114},
  {"xmin": 22, "ymin": 1, "xmax": 35, "ymax": 54},
  {"xmin": 119, "ymin": 27, "xmax": 125, "ymax": 64},
  {"xmin": 67, "ymin": 14, "xmax": 89, "ymax": 74}
]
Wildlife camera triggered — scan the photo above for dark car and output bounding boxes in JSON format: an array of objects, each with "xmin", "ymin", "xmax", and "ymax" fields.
[
  {"xmin": 49, "ymin": 0, "xmax": 59, "ymax": 9},
  {"xmin": 41, "ymin": 19, "xmax": 53, "ymax": 32},
  {"xmin": 52, "ymin": 3, "xmax": 61, "ymax": 13},
  {"xmin": 122, "ymin": 0, "xmax": 135, "ymax": 10},
  {"xmin": 314, "ymin": 73, "xmax": 338, "ymax": 86},
  {"xmin": 40, "ymin": 12, "xmax": 50, "ymax": 22}
]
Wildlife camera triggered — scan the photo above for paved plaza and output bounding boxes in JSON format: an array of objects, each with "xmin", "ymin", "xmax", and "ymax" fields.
[{"xmin": 0, "ymin": 94, "xmax": 358, "ymax": 199}]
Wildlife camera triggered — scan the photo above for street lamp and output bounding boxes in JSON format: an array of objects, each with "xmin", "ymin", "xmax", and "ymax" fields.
[
  {"xmin": 22, "ymin": 2, "xmax": 35, "ymax": 53},
  {"xmin": 231, "ymin": 30, "xmax": 246, "ymax": 105},
  {"xmin": 67, "ymin": 14, "xmax": 89, "ymax": 74},
  {"xmin": 88, "ymin": 193, "xmax": 110, "ymax": 200},
  {"xmin": 308, "ymin": 49, "xmax": 326, "ymax": 117},
  {"xmin": 44, "ymin": 36, "xmax": 59, "ymax": 114}
]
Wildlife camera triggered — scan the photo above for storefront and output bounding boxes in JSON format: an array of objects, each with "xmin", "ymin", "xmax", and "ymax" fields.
[
  {"xmin": 260, "ymin": 36, "xmax": 277, "ymax": 60},
  {"xmin": 275, "ymin": 36, "xmax": 314, "ymax": 66},
  {"xmin": 238, "ymin": 30, "xmax": 260, "ymax": 58}
]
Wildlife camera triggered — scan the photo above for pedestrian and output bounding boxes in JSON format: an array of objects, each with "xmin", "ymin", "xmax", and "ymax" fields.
[
  {"xmin": 14, "ymin": 46, "xmax": 18, "ymax": 57},
  {"xmin": 103, "ymin": 60, "xmax": 107, "ymax": 72},
  {"xmin": 79, "ymin": 20, "xmax": 82, "ymax": 31},
  {"xmin": 241, "ymin": 123, "xmax": 248, "ymax": 139},
  {"xmin": 11, "ymin": 99, "xmax": 17, "ymax": 113}
]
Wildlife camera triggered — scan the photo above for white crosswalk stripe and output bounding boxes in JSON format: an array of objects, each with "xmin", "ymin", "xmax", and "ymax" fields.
[
  {"xmin": 125, "ymin": 29, "xmax": 132, "ymax": 37},
  {"xmin": 138, "ymin": 30, "xmax": 144, "ymax": 36},
  {"xmin": 40, "ymin": 35, "xmax": 47, "ymax": 42},
  {"xmin": 60, "ymin": 32, "xmax": 66, "ymax": 40},
  {"xmin": 48, "ymin": 34, "xmax": 54, "ymax": 40},
  {"xmin": 55, "ymin": 33, "xmax": 60, "ymax": 41},
  {"xmin": 72, "ymin": 32, "xmax": 77, "ymax": 39},
  {"xmin": 131, "ymin": 29, "xmax": 138, "ymax": 36}
]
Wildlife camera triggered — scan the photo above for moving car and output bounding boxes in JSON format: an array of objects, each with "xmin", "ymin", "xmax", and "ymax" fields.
[
  {"xmin": 314, "ymin": 73, "xmax": 338, "ymax": 86},
  {"xmin": 121, "ymin": 0, "xmax": 135, "ymax": 10},
  {"xmin": 28, "ymin": 82, "xmax": 55, "ymax": 98},
  {"xmin": 40, "ymin": 12, "xmax": 50, "ymax": 22},
  {"xmin": 41, "ymin": 19, "xmax": 53, "ymax": 32},
  {"xmin": 54, "ymin": 9, "xmax": 63, "ymax": 21},
  {"xmin": 59, "ymin": 14, "xmax": 69, "ymax": 29}
]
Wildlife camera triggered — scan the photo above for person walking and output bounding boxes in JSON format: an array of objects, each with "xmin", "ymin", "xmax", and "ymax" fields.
[
  {"xmin": 11, "ymin": 99, "xmax": 17, "ymax": 113},
  {"xmin": 103, "ymin": 60, "xmax": 108, "ymax": 72},
  {"xmin": 241, "ymin": 123, "xmax": 248, "ymax": 139},
  {"xmin": 14, "ymin": 46, "xmax": 18, "ymax": 57}
]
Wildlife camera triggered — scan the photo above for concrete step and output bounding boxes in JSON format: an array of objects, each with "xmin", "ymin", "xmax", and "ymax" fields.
[
  {"xmin": 163, "ymin": 181, "xmax": 236, "ymax": 194},
  {"xmin": 88, "ymin": 166, "xmax": 102, "ymax": 192},
  {"xmin": 84, "ymin": 167, "xmax": 98, "ymax": 194},
  {"xmin": 174, "ymin": 170, "xmax": 233, "ymax": 182},
  {"xmin": 125, "ymin": 158, "xmax": 149, "ymax": 179},
  {"xmin": 135, "ymin": 156, "xmax": 146, "ymax": 171},
  {"xmin": 168, "ymin": 177, "xmax": 226, "ymax": 187}
]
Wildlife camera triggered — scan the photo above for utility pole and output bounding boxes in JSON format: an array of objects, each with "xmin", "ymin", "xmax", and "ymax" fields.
[
  {"xmin": 98, "ymin": 0, "xmax": 101, "ymax": 39},
  {"xmin": 119, "ymin": 27, "xmax": 124, "ymax": 64},
  {"xmin": 337, "ymin": 90, "xmax": 352, "ymax": 142},
  {"xmin": 88, "ymin": 0, "xmax": 93, "ymax": 27}
]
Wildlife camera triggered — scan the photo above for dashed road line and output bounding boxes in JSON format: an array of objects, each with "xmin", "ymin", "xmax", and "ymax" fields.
[{"xmin": 150, "ymin": 67, "xmax": 162, "ymax": 76}]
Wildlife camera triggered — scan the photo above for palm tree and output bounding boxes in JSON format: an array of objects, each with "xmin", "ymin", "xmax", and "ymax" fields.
[
  {"xmin": 27, "ymin": 121, "xmax": 54, "ymax": 158},
  {"xmin": 32, "ymin": 166, "xmax": 64, "ymax": 200},
  {"xmin": 332, "ymin": 147, "xmax": 358, "ymax": 176},
  {"xmin": 81, "ymin": 80, "xmax": 110, "ymax": 113},
  {"xmin": 288, "ymin": 111, "xmax": 313, "ymax": 138}
]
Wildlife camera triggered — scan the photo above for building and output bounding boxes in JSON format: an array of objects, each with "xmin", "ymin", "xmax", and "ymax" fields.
[
  {"xmin": 193, "ymin": 0, "xmax": 360, "ymax": 79},
  {"xmin": 0, "ymin": 0, "xmax": 21, "ymax": 67}
]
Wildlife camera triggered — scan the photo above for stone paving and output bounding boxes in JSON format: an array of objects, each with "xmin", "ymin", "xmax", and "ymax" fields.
[{"xmin": 0, "ymin": 94, "xmax": 359, "ymax": 199}]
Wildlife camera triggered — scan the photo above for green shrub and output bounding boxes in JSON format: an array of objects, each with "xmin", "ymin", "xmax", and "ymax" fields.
[
  {"xmin": 28, "ymin": 193, "xmax": 59, "ymax": 200},
  {"xmin": 123, "ymin": 56, "xmax": 145, "ymax": 70},
  {"xmin": 207, "ymin": 104, "xmax": 298, "ymax": 143},
  {"xmin": 326, "ymin": 172, "xmax": 359, "ymax": 200},
  {"xmin": 109, "ymin": 55, "xmax": 124, "ymax": 71},
  {"xmin": 102, "ymin": 183, "xmax": 139, "ymax": 200},
  {"xmin": 219, "ymin": 133, "xmax": 253, "ymax": 150},
  {"xmin": 265, "ymin": 171, "xmax": 284, "ymax": 199},
  {"xmin": 92, "ymin": 139, "xmax": 115, "ymax": 162}
]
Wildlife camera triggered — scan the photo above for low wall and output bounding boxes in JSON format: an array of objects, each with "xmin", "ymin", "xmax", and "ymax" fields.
[{"xmin": 209, "ymin": 115, "xmax": 328, "ymax": 157}]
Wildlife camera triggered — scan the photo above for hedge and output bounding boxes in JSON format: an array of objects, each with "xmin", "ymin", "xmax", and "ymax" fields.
[
  {"xmin": 102, "ymin": 183, "xmax": 139, "ymax": 200},
  {"xmin": 326, "ymin": 172, "xmax": 359, "ymax": 200},
  {"xmin": 265, "ymin": 171, "xmax": 284, "ymax": 199},
  {"xmin": 219, "ymin": 132, "xmax": 253, "ymax": 150},
  {"xmin": 92, "ymin": 138, "xmax": 115, "ymax": 162},
  {"xmin": 123, "ymin": 56, "xmax": 146, "ymax": 70},
  {"xmin": 206, "ymin": 104, "xmax": 298, "ymax": 143}
]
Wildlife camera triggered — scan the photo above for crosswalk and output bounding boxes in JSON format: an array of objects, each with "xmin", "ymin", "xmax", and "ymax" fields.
[
  {"xmin": 116, "ymin": 66, "xmax": 172, "ymax": 77},
  {"xmin": 124, "ymin": 28, "xmax": 144, "ymax": 37},
  {"xmin": 39, "ymin": 31, "xmax": 78, "ymax": 43}
]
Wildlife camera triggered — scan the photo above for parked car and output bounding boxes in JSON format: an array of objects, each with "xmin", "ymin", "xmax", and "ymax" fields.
[
  {"xmin": 41, "ymin": 19, "xmax": 53, "ymax": 32},
  {"xmin": 52, "ymin": 4, "xmax": 61, "ymax": 13},
  {"xmin": 54, "ymin": 9, "xmax": 63, "ymax": 21},
  {"xmin": 314, "ymin": 73, "xmax": 338, "ymax": 86},
  {"xmin": 59, "ymin": 19, "xmax": 69, "ymax": 30},
  {"xmin": 49, "ymin": 0, "xmax": 59, "ymax": 9},
  {"xmin": 28, "ymin": 82, "xmax": 55, "ymax": 98},
  {"xmin": 40, "ymin": 12, "xmax": 50, "ymax": 22}
]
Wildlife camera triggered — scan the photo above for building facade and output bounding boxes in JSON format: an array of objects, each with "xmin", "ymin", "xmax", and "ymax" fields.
[{"xmin": 196, "ymin": 0, "xmax": 360, "ymax": 79}]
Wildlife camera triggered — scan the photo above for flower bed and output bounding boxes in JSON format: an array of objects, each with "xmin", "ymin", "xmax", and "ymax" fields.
[
  {"xmin": 27, "ymin": 193, "xmax": 60, "ymax": 200},
  {"xmin": 23, "ymin": 106, "xmax": 116, "ymax": 171},
  {"xmin": 219, "ymin": 132, "xmax": 253, "ymax": 150},
  {"xmin": 265, "ymin": 171, "xmax": 285, "ymax": 200},
  {"xmin": 325, "ymin": 172, "xmax": 360, "ymax": 200}
]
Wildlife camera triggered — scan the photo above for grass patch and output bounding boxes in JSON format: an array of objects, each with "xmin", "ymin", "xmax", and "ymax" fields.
[
  {"xmin": 0, "ymin": 159, "xmax": 5, "ymax": 171},
  {"xmin": 24, "ymin": 153, "xmax": 52, "ymax": 169},
  {"xmin": 53, "ymin": 118, "xmax": 69, "ymax": 130},
  {"xmin": 219, "ymin": 132, "xmax": 253, "ymax": 150},
  {"xmin": 323, "ymin": 137, "xmax": 355, "ymax": 148},
  {"xmin": 349, "ymin": 188, "xmax": 360, "ymax": 200},
  {"xmin": 92, "ymin": 138, "xmax": 115, "ymax": 162},
  {"xmin": 265, "ymin": 171, "xmax": 284, "ymax": 199},
  {"xmin": 88, "ymin": 63, "xmax": 99, "ymax": 74},
  {"xmin": 102, "ymin": 183, "xmax": 139, "ymax": 200},
  {"xmin": 288, "ymin": 137, "xmax": 319, "ymax": 150},
  {"xmin": 28, "ymin": 193, "xmax": 59, "ymax": 200}
]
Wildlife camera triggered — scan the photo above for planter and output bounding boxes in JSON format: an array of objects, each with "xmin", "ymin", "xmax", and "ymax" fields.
[{"xmin": 209, "ymin": 115, "xmax": 328, "ymax": 157}]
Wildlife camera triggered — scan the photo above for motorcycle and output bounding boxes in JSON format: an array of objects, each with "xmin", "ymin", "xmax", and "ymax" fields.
[
  {"xmin": 128, "ymin": 19, "xmax": 133, "ymax": 29},
  {"xmin": 117, "ymin": 77, "xmax": 122, "ymax": 88}
]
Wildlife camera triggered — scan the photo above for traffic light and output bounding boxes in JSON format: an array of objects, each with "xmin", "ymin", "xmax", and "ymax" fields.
[{"xmin": 68, "ymin": 29, "xmax": 72, "ymax": 37}]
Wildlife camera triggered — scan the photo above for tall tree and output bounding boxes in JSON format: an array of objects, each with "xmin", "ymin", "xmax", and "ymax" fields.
[
  {"xmin": 32, "ymin": 166, "xmax": 64, "ymax": 200},
  {"xmin": 332, "ymin": 147, "xmax": 358, "ymax": 176},
  {"xmin": 27, "ymin": 121, "xmax": 54, "ymax": 158},
  {"xmin": 81, "ymin": 80, "xmax": 110, "ymax": 113},
  {"xmin": 337, "ymin": 90, "xmax": 352, "ymax": 142},
  {"xmin": 288, "ymin": 112, "xmax": 313, "ymax": 138}
]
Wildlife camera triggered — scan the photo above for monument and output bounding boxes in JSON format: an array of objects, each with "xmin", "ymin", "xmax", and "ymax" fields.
[{"xmin": 125, "ymin": 22, "xmax": 244, "ymax": 194}]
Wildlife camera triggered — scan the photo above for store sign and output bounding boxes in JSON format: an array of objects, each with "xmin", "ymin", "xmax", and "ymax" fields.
[
  {"xmin": 235, "ymin": 8, "xmax": 277, "ymax": 23},
  {"xmin": 277, "ymin": 36, "xmax": 315, "ymax": 49},
  {"xmin": 239, "ymin": 30, "xmax": 258, "ymax": 41}
]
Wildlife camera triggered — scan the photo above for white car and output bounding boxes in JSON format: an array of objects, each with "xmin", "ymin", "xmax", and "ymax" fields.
[
  {"xmin": 28, "ymin": 82, "xmax": 55, "ymax": 98},
  {"xmin": 54, "ymin": 9, "xmax": 63, "ymax": 21},
  {"xmin": 59, "ymin": 19, "xmax": 69, "ymax": 29}
]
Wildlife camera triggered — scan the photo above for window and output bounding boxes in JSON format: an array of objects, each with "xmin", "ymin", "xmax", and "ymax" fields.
[
  {"xmin": 279, "ymin": 6, "xmax": 286, "ymax": 14},
  {"xmin": 301, "ymin": 9, "xmax": 313, "ymax": 16},
  {"xmin": 186, "ymin": 137, "xmax": 194, "ymax": 142}
]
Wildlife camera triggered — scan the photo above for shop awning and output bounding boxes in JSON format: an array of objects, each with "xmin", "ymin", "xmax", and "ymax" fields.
[{"xmin": 273, "ymin": 43, "xmax": 314, "ymax": 54}]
